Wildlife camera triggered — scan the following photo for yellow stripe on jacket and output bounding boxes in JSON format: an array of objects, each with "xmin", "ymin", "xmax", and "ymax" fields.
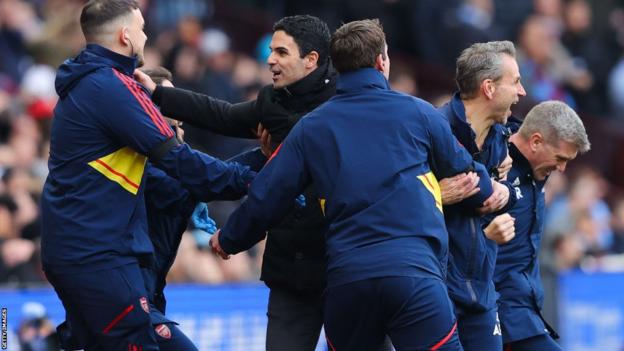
[
  {"xmin": 88, "ymin": 147, "xmax": 147, "ymax": 195},
  {"xmin": 417, "ymin": 171, "xmax": 443, "ymax": 212}
]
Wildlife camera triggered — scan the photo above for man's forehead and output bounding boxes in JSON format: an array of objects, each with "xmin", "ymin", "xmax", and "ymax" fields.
[
  {"xmin": 501, "ymin": 55, "xmax": 520, "ymax": 76},
  {"xmin": 270, "ymin": 30, "xmax": 297, "ymax": 48}
]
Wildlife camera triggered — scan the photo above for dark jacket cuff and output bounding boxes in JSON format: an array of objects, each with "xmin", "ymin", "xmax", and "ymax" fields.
[
  {"xmin": 152, "ymin": 85, "xmax": 163, "ymax": 105},
  {"xmin": 219, "ymin": 232, "xmax": 243, "ymax": 255}
]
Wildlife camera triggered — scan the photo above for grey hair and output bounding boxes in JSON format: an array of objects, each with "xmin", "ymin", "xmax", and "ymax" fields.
[
  {"xmin": 519, "ymin": 100, "xmax": 591, "ymax": 153},
  {"xmin": 456, "ymin": 40, "xmax": 516, "ymax": 99}
]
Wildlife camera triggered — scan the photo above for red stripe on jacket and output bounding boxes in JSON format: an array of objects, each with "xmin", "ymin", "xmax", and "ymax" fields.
[
  {"xmin": 112, "ymin": 70, "xmax": 173, "ymax": 137},
  {"xmin": 94, "ymin": 159, "xmax": 140, "ymax": 189}
]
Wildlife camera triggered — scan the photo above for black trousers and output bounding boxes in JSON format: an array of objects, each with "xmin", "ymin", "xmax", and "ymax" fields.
[{"xmin": 266, "ymin": 287, "xmax": 324, "ymax": 351}]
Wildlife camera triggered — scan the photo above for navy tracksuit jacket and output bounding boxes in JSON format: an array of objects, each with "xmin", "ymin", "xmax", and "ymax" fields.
[
  {"xmin": 494, "ymin": 119, "xmax": 558, "ymax": 343},
  {"xmin": 42, "ymin": 43, "xmax": 254, "ymax": 350},
  {"xmin": 438, "ymin": 93, "xmax": 516, "ymax": 312}
]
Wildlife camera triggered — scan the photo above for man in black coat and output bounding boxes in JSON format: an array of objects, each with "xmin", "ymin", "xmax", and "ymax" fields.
[{"xmin": 135, "ymin": 15, "xmax": 335, "ymax": 351}]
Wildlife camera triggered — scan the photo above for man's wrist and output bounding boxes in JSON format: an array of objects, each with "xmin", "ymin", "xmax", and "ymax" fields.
[{"xmin": 151, "ymin": 85, "xmax": 163, "ymax": 104}]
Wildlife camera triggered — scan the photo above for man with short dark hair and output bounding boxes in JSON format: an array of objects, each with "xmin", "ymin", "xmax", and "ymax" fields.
[
  {"xmin": 495, "ymin": 101, "xmax": 590, "ymax": 351},
  {"xmin": 41, "ymin": 1, "xmax": 255, "ymax": 349},
  {"xmin": 135, "ymin": 15, "xmax": 336, "ymax": 350},
  {"xmin": 210, "ymin": 18, "xmax": 498, "ymax": 350}
]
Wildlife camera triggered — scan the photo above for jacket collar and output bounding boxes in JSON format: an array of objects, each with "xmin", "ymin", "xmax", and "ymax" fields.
[
  {"xmin": 273, "ymin": 59, "xmax": 337, "ymax": 111},
  {"xmin": 85, "ymin": 43, "xmax": 138, "ymax": 76},
  {"xmin": 280, "ymin": 59, "xmax": 335, "ymax": 96},
  {"xmin": 447, "ymin": 92, "xmax": 477, "ymax": 152},
  {"xmin": 336, "ymin": 68, "xmax": 389, "ymax": 94},
  {"xmin": 509, "ymin": 141, "xmax": 534, "ymax": 182}
]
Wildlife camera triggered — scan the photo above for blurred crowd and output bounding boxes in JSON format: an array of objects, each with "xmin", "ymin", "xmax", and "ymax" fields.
[{"xmin": 3, "ymin": 0, "xmax": 624, "ymax": 292}]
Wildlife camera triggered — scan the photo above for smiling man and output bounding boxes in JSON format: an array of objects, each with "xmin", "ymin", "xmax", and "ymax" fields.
[
  {"xmin": 134, "ymin": 15, "xmax": 336, "ymax": 351},
  {"xmin": 495, "ymin": 101, "xmax": 590, "ymax": 351},
  {"xmin": 436, "ymin": 41, "xmax": 527, "ymax": 351}
]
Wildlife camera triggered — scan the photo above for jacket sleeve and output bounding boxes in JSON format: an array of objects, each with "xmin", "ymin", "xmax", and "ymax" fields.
[
  {"xmin": 153, "ymin": 143, "xmax": 256, "ymax": 201},
  {"xmin": 144, "ymin": 164, "xmax": 195, "ymax": 214},
  {"xmin": 426, "ymin": 109, "xmax": 493, "ymax": 207},
  {"xmin": 218, "ymin": 121, "xmax": 311, "ymax": 255},
  {"xmin": 152, "ymin": 86, "xmax": 259, "ymax": 138},
  {"xmin": 94, "ymin": 69, "xmax": 176, "ymax": 156},
  {"xmin": 226, "ymin": 147, "xmax": 267, "ymax": 172},
  {"xmin": 100, "ymin": 71, "xmax": 256, "ymax": 201}
]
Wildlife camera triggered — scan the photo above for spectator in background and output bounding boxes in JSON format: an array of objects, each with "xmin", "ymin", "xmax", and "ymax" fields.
[
  {"xmin": 0, "ymin": 111, "xmax": 46, "ymax": 286},
  {"xmin": 17, "ymin": 301, "xmax": 60, "ymax": 351},
  {"xmin": 561, "ymin": 0, "xmax": 618, "ymax": 115},
  {"xmin": 0, "ymin": 194, "xmax": 38, "ymax": 284},
  {"xmin": 516, "ymin": 15, "xmax": 592, "ymax": 113},
  {"xmin": 197, "ymin": 28, "xmax": 241, "ymax": 103},
  {"xmin": 545, "ymin": 169, "xmax": 613, "ymax": 256},
  {"xmin": 0, "ymin": 0, "xmax": 39, "ymax": 86},
  {"xmin": 439, "ymin": 0, "xmax": 504, "ymax": 68},
  {"xmin": 609, "ymin": 197, "xmax": 624, "ymax": 254},
  {"xmin": 533, "ymin": 0, "xmax": 564, "ymax": 31},
  {"xmin": 388, "ymin": 60, "xmax": 418, "ymax": 96},
  {"xmin": 145, "ymin": 0, "xmax": 213, "ymax": 34}
]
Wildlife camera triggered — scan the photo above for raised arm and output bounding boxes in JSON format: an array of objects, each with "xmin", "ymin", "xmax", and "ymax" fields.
[
  {"xmin": 103, "ymin": 71, "xmax": 256, "ymax": 201},
  {"xmin": 134, "ymin": 69, "xmax": 260, "ymax": 138}
]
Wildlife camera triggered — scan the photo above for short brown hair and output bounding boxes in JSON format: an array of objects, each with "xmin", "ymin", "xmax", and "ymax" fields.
[
  {"xmin": 140, "ymin": 67, "xmax": 173, "ymax": 85},
  {"xmin": 80, "ymin": 0, "xmax": 139, "ymax": 41},
  {"xmin": 330, "ymin": 19, "xmax": 386, "ymax": 74}
]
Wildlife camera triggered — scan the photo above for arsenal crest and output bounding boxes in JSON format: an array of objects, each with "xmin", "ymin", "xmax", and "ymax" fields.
[
  {"xmin": 155, "ymin": 324, "xmax": 172, "ymax": 339},
  {"xmin": 139, "ymin": 297, "xmax": 150, "ymax": 313}
]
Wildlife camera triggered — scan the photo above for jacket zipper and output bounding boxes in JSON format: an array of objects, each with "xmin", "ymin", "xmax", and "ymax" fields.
[
  {"xmin": 466, "ymin": 280, "xmax": 478, "ymax": 303},
  {"xmin": 466, "ymin": 218, "xmax": 478, "ymax": 303}
]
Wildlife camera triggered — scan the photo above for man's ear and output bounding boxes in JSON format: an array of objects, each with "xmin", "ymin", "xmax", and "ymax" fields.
[
  {"xmin": 305, "ymin": 51, "xmax": 319, "ymax": 69},
  {"xmin": 529, "ymin": 132, "xmax": 544, "ymax": 152},
  {"xmin": 481, "ymin": 79, "xmax": 496, "ymax": 99},
  {"xmin": 374, "ymin": 53, "xmax": 384, "ymax": 73},
  {"xmin": 119, "ymin": 27, "xmax": 130, "ymax": 46}
]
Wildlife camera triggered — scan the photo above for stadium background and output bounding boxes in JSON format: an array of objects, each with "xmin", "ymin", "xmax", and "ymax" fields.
[{"xmin": 2, "ymin": 0, "xmax": 624, "ymax": 350}]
